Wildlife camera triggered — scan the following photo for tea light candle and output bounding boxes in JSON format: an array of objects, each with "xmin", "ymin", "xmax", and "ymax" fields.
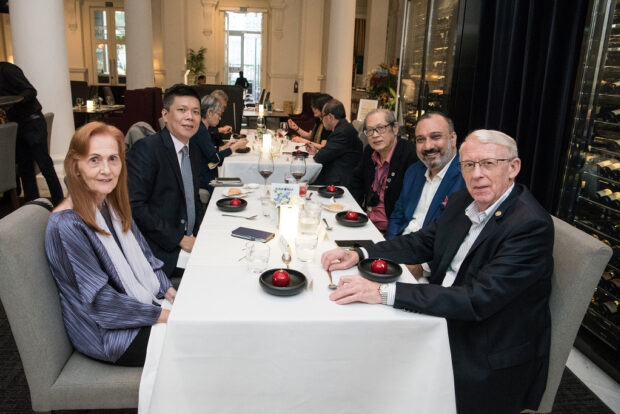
[
  {"xmin": 86, "ymin": 100, "xmax": 94, "ymax": 110},
  {"xmin": 279, "ymin": 204, "xmax": 299, "ymax": 241},
  {"xmin": 259, "ymin": 104, "xmax": 264, "ymax": 117}
]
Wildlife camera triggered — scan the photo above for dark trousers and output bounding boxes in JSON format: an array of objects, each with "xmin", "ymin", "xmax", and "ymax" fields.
[
  {"xmin": 114, "ymin": 326, "xmax": 152, "ymax": 367},
  {"xmin": 16, "ymin": 114, "xmax": 63, "ymax": 205}
]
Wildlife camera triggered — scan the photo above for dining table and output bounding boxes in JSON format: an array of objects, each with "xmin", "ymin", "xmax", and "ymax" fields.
[
  {"xmin": 220, "ymin": 130, "xmax": 323, "ymax": 184},
  {"xmin": 138, "ymin": 185, "xmax": 457, "ymax": 413}
]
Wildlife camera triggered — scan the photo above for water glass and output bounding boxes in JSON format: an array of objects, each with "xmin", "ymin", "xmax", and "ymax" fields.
[
  {"xmin": 260, "ymin": 197, "xmax": 273, "ymax": 216},
  {"xmin": 246, "ymin": 242, "xmax": 270, "ymax": 273},
  {"xmin": 299, "ymin": 207, "xmax": 320, "ymax": 234},
  {"xmin": 295, "ymin": 233, "xmax": 318, "ymax": 262}
]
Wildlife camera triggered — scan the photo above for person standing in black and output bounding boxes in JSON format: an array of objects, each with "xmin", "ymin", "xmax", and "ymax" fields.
[
  {"xmin": 0, "ymin": 62, "xmax": 63, "ymax": 205},
  {"xmin": 234, "ymin": 71, "xmax": 249, "ymax": 89}
]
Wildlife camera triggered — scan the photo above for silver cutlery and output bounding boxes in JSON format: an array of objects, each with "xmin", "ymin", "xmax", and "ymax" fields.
[
  {"xmin": 326, "ymin": 269, "xmax": 337, "ymax": 290},
  {"xmin": 282, "ymin": 249, "xmax": 291, "ymax": 269},
  {"xmin": 322, "ymin": 218, "xmax": 333, "ymax": 231},
  {"xmin": 221, "ymin": 213, "xmax": 258, "ymax": 220}
]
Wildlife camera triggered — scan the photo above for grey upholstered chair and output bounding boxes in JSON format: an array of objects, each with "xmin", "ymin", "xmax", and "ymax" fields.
[
  {"xmin": 0, "ymin": 200, "xmax": 141, "ymax": 412},
  {"xmin": 532, "ymin": 216, "xmax": 612, "ymax": 413},
  {"xmin": 0, "ymin": 122, "xmax": 19, "ymax": 210},
  {"xmin": 125, "ymin": 120, "xmax": 155, "ymax": 150}
]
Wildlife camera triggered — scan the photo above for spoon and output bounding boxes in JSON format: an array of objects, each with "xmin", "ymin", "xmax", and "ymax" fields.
[
  {"xmin": 306, "ymin": 192, "xmax": 313, "ymax": 201},
  {"xmin": 322, "ymin": 218, "xmax": 333, "ymax": 231},
  {"xmin": 326, "ymin": 269, "xmax": 337, "ymax": 290},
  {"xmin": 282, "ymin": 250, "xmax": 291, "ymax": 269},
  {"xmin": 221, "ymin": 214, "xmax": 258, "ymax": 220}
]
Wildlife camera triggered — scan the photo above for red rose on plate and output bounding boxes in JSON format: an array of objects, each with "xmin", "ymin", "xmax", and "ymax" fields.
[
  {"xmin": 230, "ymin": 198, "xmax": 242, "ymax": 206},
  {"xmin": 371, "ymin": 259, "xmax": 387, "ymax": 274},
  {"xmin": 326, "ymin": 185, "xmax": 337, "ymax": 193},
  {"xmin": 272, "ymin": 269, "xmax": 290, "ymax": 287},
  {"xmin": 345, "ymin": 211, "xmax": 359, "ymax": 221}
]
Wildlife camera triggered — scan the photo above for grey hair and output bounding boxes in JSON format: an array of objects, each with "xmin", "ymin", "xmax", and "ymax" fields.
[
  {"xmin": 362, "ymin": 108, "xmax": 397, "ymax": 131},
  {"xmin": 460, "ymin": 129, "xmax": 519, "ymax": 158},
  {"xmin": 211, "ymin": 89, "xmax": 229, "ymax": 104},
  {"xmin": 200, "ymin": 94, "xmax": 223, "ymax": 119}
]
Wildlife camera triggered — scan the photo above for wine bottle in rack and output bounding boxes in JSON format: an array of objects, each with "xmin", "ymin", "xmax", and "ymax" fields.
[
  {"xmin": 611, "ymin": 163, "xmax": 620, "ymax": 180},
  {"xmin": 608, "ymin": 192, "xmax": 620, "ymax": 209},
  {"xmin": 594, "ymin": 188, "xmax": 613, "ymax": 201},
  {"xmin": 597, "ymin": 160, "xmax": 613, "ymax": 175}
]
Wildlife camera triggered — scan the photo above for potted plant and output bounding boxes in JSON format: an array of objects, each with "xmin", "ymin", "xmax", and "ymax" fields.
[{"xmin": 186, "ymin": 47, "xmax": 206, "ymax": 84}]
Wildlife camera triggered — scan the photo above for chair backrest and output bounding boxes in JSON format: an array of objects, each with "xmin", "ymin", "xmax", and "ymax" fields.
[
  {"xmin": 535, "ymin": 216, "xmax": 612, "ymax": 412},
  {"xmin": 0, "ymin": 122, "xmax": 18, "ymax": 193},
  {"xmin": 125, "ymin": 121, "xmax": 156, "ymax": 149},
  {"xmin": 258, "ymin": 88, "xmax": 266, "ymax": 105},
  {"xmin": 191, "ymin": 84, "xmax": 245, "ymax": 133},
  {"xmin": 70, "ymin": 80, "xmax": 89, "ymax": 105},
  {"xmin": 0, "ymin": 200, "xmax": 74, "ymax": 405},
  {"xmin": 102, "ymin": 86, "xmax": 115, "ymax": 105}
]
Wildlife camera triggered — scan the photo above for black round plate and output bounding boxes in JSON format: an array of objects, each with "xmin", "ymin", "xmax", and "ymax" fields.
[
  {"xmin": 335, "ymin": 211, "xmax": 368, "ymax": 227},
  {"xmin": 291, "ymin": 151, "xmax": 309, "ymax": 158},
  {"xmin": 357, "ymin": 258, "xmax": 402, "ymax": 283},
  {"xmin": 216, "ymin": 197, "xmax": 248, "ymax": 212},
  {"xmin": 233, "ymin": 133, "xmax": 247, "ymax": 139},
  {"xmin": 318, "ymin": 186, "xmax": 345, "ymax": 198},
  {"xmin": 235, "ymin": 147, "xmax": 251, "ymax": 153},
  {"xmin": 259, "ymin": 268, "xmax": 307, "ymax": 296}
]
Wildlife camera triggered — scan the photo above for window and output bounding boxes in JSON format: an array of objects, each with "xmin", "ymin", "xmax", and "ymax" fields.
[
  {"xmin": 91, "ymin": 7, "xmax": 126, "ymax": 85},
  {"xmin": 225, "ymin": 12, "xmax": 262, "ymax": 101}
]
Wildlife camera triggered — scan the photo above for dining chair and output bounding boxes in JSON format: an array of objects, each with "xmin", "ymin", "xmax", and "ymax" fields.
[
  {"xmin": 531, "ymin": 216, "xmax": 612, "ymax": 413},
  {"xmin": 0, "ymin": 200, "xmax": 141, "ymax": 412},
  {"xmin": 125, "ymin": 121, "xmax": 156, "ymax": 150},
  {"xmin": 0, "ymin": 122, "xmax": 19, "ymax": 210}
]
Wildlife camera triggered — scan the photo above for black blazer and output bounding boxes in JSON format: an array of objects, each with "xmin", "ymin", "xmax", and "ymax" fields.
[
  {"xmin": 349, "ymin": 137, "xmax": 417, "ymax": 220},
  {"xmin": 313, "ymin": 119, "xmax": 362, "ymax": 187},
  {"xmin": 363, "ymin": 184, "xmax": 553, "ymax": 414},
  {"xmin": 127, "ymin": 128, "xmax": 205, "ymax": 276}
]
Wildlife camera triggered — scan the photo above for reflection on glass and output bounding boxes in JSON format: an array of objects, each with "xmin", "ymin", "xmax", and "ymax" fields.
[
  {"xmin": 116, "ymin": 44, "xmax": 126, "ymax": 75},
  {"xmin": 115, "ymin": 11, "xmax": 125, "ymax": 40},
  {"xmin": 96, "ymin": 43, "xmax": 109, "ymax": 75},
  {"xmin": 94, "ymin": 10, "xmax": 107, "ymax": 39}
]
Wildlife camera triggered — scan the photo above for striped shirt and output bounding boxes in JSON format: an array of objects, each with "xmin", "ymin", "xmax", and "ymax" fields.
[{"xmin": 45, "ymin": 209, "xmax": 171, "ymax": 363}]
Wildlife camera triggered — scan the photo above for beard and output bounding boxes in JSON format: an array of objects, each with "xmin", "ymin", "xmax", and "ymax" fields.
[{"xmin": 420, "ymin": 141, "xmax": 453, "ymax": 171}]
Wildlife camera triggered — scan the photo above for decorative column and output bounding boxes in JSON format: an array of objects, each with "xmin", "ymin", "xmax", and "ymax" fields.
[
  {"xmin": 364, "ymin": 0, "xmax": 389, "ymax": 74},
  {"xmin": 201, "ymin": 0, "xmax": 218, "ymax": 38},
  {"xmin": 162, "ymin": 0, "xmax": 187, "ymax": 86},
  {"xmin": 9, "ymin": 0, "xmax": 74, "ymax": 161},
  {"xmin": 125, "ymin": 0, "xmax": 155, "ymax": 89},
  {"xmin": 325, "ymin": 0, "xmax": 355, "ymax": 117}
]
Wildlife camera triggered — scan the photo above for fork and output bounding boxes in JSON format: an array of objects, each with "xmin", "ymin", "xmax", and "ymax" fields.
[{"xmin": 221, "ymin": 214, "xmax": 258, "ymax": 220}]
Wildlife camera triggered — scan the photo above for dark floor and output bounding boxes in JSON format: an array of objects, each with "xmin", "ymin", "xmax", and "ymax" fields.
[{"xmin": 0, "ymin": 195, "xmax": 615, "ymax": 413}]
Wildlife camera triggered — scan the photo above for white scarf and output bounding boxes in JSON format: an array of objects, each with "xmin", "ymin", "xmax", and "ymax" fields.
[{"xmin": 95, "ymin": 205, "xmax": 162, "ymax": 305}]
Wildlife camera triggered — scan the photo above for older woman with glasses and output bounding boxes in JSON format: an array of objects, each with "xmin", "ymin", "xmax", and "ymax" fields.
[{"xmin": 45, "ymin": 122, "xmax": 176, "ymax": 367}]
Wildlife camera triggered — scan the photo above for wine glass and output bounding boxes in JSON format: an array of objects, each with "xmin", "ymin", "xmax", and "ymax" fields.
[
  {"xmin": 279, "ymin": 122, "xmax": 289, "ymax": 139},
  {"xmin": 258, "ymin": 151, "xmax": 274, "ymax": 193},
  {"xmin": 76, "ymin": 97, "xmax": 84, "ymax": 109},
  {"xmin": 290, "ymin": 155, "xmax": 306, "ymax": 183},
  {"xmin": 257, "ymin": 116, "xmax": 266, "ymax": 130}
]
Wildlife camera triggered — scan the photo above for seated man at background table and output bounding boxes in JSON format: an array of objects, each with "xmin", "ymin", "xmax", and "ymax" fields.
[
  {"xmin": 349, "ymin": 108, "xmax": 417, "ymax": 233},
  {"xmin": 127, "ymin": 84, "xmax": 204, "ymax": 277},
  {"xmin": 210, "ymin": 89, "xmax": 234, "ymax": 139},
  {"xmin": 305, "ymin": 99, "xmax": 362, "ymax": 188},
  {"xmin": 321, "ymin": 129, "xmax": 553, "ymax": 414}
]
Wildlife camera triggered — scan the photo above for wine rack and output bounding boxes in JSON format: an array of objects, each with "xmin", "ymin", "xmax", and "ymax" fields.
[{"xmin": 557, "ymin": 0, "xmax": 620, "ymax": 381}]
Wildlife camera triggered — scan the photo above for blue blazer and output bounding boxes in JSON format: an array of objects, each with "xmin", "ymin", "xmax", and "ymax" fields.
[
  {"xmin": 193, "ymin": 122, "xmax": 232, "ymax": 192},
  {"xmin": 385, "ymin": 156, "xmax": 465, "ymax": 240}
]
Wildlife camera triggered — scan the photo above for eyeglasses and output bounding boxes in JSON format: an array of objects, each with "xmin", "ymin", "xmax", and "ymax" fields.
[
  {"xmin": 363, "ymin": 123, "xmax": 394, "ymax": 137},
  {"xmin": 458, "ymin": 158, "xmax": 513, "ymax": 172}
]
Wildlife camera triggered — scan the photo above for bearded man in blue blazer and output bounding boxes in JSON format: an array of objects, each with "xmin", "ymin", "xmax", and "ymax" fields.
[
  {"xmin": 322, "ymin": 130, "xmax": 553, "ymax": 414},
  {"xmin": 385, "ymin": 111, "xmax": 465, "ymax": 241}
]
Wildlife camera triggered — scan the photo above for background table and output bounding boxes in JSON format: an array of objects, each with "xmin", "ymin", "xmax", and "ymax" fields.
[
  {"xmin": 221, "ymin": 132, "xmax": 323, "ymax": 184},
  {"xmin": 139, "ymin": 187, "xmax": 456, "ymax": 414}
]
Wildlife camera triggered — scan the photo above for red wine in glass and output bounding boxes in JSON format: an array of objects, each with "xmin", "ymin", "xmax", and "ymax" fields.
[{"xmin": 291, "ymin": 172, "xmax": 305, "ymax": 180}]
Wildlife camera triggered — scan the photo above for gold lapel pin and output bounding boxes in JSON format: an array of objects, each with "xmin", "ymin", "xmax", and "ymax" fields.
[{"xmin": 495, "ymin": 211, "xmax": 502, "ymax": 217}]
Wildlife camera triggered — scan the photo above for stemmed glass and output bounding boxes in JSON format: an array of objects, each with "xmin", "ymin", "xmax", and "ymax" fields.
[
  {"xmin": 76, "ymin": 97, "xmax": 84, "ymax": 109},
  {"xmin": 279, "ymin": 122, "xmax": 289, "ymax": 139},
  {"xmin": 258, "ymin": 151, "xmax": 274, "ymax": 193},
  {"xmin": 290, "ymin": 155, "xmax": 306, "ymax": 183},
  {"xmin": 257, "ymin": 116, "xmax": 266, "ymax": 130}
]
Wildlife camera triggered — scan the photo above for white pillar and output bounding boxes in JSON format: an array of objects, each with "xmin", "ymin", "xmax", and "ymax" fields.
[
  {"xmin": 9, "ymin": 0, "xmax": 74, "ymax": 161},
  {"xmin": 325, "ymin": 0, "xmax": 355, "ymax": 118},
  {"xmin": 162, "ymin": 0, "xmax": 187, "ymax": 87},
  {"xmin": 125, "ymin": 0, "xmax": 155, "ymax": 89},
  {"xmin": 364, "ymin": 0, "xmax": 389, "ymax": 74}
]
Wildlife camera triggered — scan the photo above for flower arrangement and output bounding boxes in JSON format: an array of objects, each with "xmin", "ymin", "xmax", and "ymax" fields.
[{"xmin": 366, "ymin": 62, "xmax": 399, "ymax": 110}]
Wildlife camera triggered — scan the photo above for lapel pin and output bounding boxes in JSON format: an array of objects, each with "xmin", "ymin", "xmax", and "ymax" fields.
[
  {"xmin": 391, "ymin": 172, "xmax": 395, "ymax": 176},
  {"xmin": 495, "ymin": 211, "xmax": 502, "ymax": 217}
]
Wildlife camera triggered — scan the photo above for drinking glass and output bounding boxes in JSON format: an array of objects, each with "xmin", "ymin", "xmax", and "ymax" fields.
[
  {"xmin": 290, "ymin": 156, "xmax": 307, "ymax": 183},
  {"xmin": 257, "ymin": 116, "xmax": 266, "ymax": 130},
  {"xmin": 105, "ymin": 95, "xmax": 114, "ymax": 105},
  {"xmin": 270, "ymin": 138, "xmax": 282, "ymax": 158},
  {"xmin": 299, "ymin": 207, "xmax": 320, "ymax": 234},
  {"xmin": 246, "ymin": 242, "xmax": 270, "ymax": 273},
  {"xmin": 76, "ymin": 97, "xmax": 84, "ymax": 109},
  {"xmin": 258, "ymin": 151, "xmax": 274, "ymax": 192},
  {"xmin": 279, "ymin": 122, "xmax": 289, "ymax": 138},
  {"xmin": 295, "ymin": 233, "xmax": 318, "ymax": 262}
]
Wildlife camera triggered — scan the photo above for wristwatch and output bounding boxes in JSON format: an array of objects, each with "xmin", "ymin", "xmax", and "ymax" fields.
[{"xmin": 379, "ymin": 284, "xmax": 389, "ymax": 305}]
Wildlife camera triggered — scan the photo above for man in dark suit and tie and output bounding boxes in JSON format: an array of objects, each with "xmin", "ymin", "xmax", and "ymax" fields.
[
  {"xmin": 127, "ymin": 84, "xmax": 204, "ymax": 277},
  {"xmin": 322, "ymin": 130, "xmax": 553, "ymax": 414},
  {"xmin": 305, "ymin": 99, "xmax": 362, "ymax": 188}
]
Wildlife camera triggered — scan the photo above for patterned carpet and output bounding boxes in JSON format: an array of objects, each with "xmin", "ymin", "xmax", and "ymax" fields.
[{"xmin": 0, "ymin": 197, "xmax": 614, "ymax": 413}]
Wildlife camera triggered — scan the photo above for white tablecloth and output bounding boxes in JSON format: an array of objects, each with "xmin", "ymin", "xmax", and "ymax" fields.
[
  {"xmin": 220, "ymin": 131, "xmax": 323, "ymax": 184},
  {"xmin": 139, "ymin": 188, "xmax": 456, "ymax": 414}
]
